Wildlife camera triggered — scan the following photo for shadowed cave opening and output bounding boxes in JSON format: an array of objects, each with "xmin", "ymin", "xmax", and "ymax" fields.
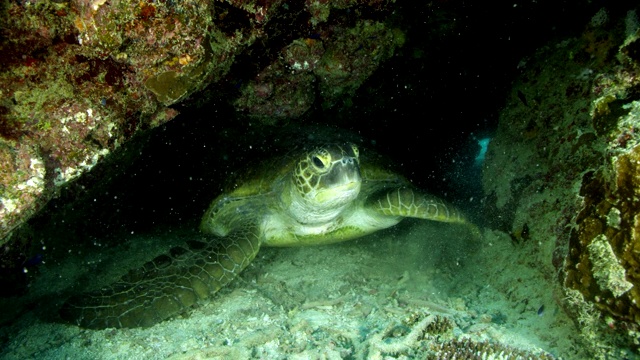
[
  {"xmin": 0, "ymin": 0, "xmax": 626, "ymax": 345},
  {"xmin": 26, "ymin": 0, "xmax": 615, "ymax": 244}
]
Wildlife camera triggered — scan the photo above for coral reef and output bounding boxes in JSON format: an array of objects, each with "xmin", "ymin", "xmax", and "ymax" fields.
[
  {"xmin": 565, "ymin": 9, "xmax": 640, "ymax": 340},
  {"xmin": 0, "ymin": 0, "xmax": 401, "ymax": 250},
  {"xmin": 0, "ymin": 0, "xmax": 215, "ymax": 245},
  {"xmin": 315, "ymin": 20, "xmax": 404, "ymax": 109},
  {"xmin": 234, "ymin": 19, "xmax": 404, "ymax": 121},
  {"xmin": 364, "ymin": 311, "xmax": 554, "ymax": 359},
  {"xmin": 567, "ymin": 141, "xmax": 640, "ymax": 325},
  {"xmin": 431, "ymin": 339, "xmax": 555, "ymax": 360},
  {"xmin": 482, "ymin": 6, "xmax": 640, "ymax": 356},
  {"xmin": 233, "ymin": 40, "xmax": 320, "ymax": 121},
  {"xmin": 586, "ymin": 234, "xmax": 633, "ymax": 298}
]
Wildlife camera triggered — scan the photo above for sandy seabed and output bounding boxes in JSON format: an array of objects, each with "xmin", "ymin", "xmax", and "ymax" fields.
[{"xmin": 0, "ymin": 220, "xmax": 581, "ymax": 359}]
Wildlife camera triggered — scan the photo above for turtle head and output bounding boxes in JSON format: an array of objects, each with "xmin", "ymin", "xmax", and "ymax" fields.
[{"xmin": 288, "ymin": 143, "xmax": 362, "ymax": 223}]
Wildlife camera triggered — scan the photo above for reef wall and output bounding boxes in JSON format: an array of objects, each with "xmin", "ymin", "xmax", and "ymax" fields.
[
  {"xmin": 0, "ymin": 0, "xmax": 404, "ymax": 247},
  {"xmin": 482, "ymin": 7, "xmax": 640, "ymax": 356}
]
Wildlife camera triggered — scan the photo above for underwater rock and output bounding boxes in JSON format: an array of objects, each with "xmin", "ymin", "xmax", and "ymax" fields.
[
  {"xmin": 567, "ymin": 142, "xmax": 640, "ymax": 325},
  {"xmin": 315, "ymin": 20, "xmax": 405, "ymax": 109},
  {"xmin": 234, "ymin": 19, "xmax": 404, "ymax": 120},
  {"xmin": 0, "ymin": 0, "xmax": 400, "ymax": 247},
  {"xmin": 234, "ymin": 55, "xmax": 318, "ymax": 122},
  {"xmin": 0, "ymin": 0, "xmax": 216, "ymax": 245},
  {"xmin": 564, "ymin": 10, "xmax": 640, "ymax": 334},
  {"xmin": 587, "ymin": 235, "xmax": 633, "ymax": 298},
  {"xmin": 482, "ymin": 6, "xmax": 640, "ymax": 355}
]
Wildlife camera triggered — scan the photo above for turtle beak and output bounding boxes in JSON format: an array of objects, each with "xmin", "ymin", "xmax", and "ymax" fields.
[
  {"xmin": 327, "ymin": 156, "xmax": 361, "ymax": 188},
  {"xmin": 314, "ymin": 157, "xmax": 361, "ymax": 203},
  {"xmin": 315, "ymin": 182, "xmax": 361, "ymax": 204}
]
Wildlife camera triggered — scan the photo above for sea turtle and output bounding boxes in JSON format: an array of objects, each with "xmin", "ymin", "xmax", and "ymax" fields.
[{"xmin": 60, "ymin": 142, "xmax": 478, "ymax": 329}]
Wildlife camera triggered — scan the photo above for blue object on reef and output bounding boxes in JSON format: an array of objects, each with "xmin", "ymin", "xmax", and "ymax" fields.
[{"xmin": 474, "ymin": 137, "xmax": 491, "ymax": 166}]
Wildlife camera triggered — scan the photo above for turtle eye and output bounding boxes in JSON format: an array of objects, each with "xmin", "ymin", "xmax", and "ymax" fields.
[
  {"xmin": 310, "ymin": 149, "xmax": 331, "ymax": 171},
  {"xmin": 312, "ymin": 156, "xmax": 325, "ymax": 169}
]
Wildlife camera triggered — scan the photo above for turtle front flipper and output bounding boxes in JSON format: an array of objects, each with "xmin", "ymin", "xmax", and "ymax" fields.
[
  {"xmin": 368, "ymin": 187, "xmax": 481, "ymax": 236},
  {"xmin": 59, "ymin": 225, "xmax": 262, "ymax": 329}
]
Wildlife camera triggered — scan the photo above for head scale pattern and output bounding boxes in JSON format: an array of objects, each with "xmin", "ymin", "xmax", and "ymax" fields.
[{"xmin": 294, "ymin": 143, "xmax": 360, "ymax": 199}]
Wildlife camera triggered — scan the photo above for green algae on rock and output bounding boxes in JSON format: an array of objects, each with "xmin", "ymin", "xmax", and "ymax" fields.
[{"xmin": 0, "ymin": 0, "xmax": 402, "ymax": 249}]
